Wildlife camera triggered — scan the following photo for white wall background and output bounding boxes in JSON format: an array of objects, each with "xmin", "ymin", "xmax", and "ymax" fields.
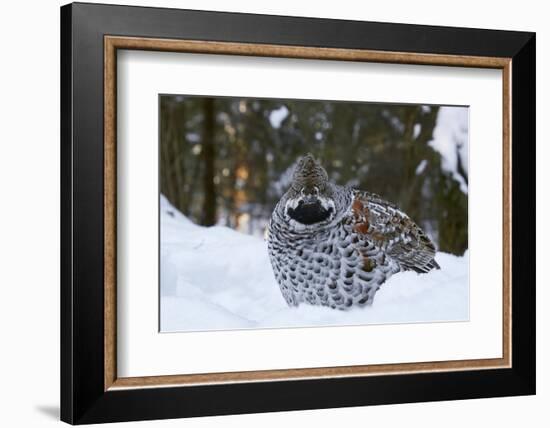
[{"xmin": 0, "ymin": 0, "xmax": 546, "ymax": 426}]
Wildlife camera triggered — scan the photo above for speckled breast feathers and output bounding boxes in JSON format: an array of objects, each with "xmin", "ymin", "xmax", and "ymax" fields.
[{"xmin": 268, "ymin": 154, "xmax": 439, "ymax": 309}]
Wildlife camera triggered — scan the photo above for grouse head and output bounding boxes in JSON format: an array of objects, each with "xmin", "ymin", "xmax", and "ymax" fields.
[{"xmin": 281, "ymin": 154, "xmax": 348, "ymax": 229}]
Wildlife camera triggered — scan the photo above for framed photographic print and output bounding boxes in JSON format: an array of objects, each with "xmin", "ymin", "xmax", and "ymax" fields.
[{"xmin": 60, "ymin": 2, "xmax": 536, "ymax": 424}]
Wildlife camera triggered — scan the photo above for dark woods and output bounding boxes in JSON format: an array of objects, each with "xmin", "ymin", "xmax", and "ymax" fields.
[{"xmin": 160, "ymin": 95, "xmax": 468, "ymax": 255}]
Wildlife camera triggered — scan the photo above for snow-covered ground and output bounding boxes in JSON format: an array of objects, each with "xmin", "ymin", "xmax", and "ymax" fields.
[{"xmin": 160, "ymin": 195, "xmax": 469, "ymax": 332}]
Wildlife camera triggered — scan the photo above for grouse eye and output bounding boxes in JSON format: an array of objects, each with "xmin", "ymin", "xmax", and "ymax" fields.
[{"xmin": 298, "ymin": 200, "xmax": 304, "ymax": 206}]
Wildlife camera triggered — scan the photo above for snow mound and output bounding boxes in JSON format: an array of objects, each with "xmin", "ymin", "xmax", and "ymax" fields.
[{"xmin": 160, "ymin": 195, "xmax": 469, "ymax": 332}]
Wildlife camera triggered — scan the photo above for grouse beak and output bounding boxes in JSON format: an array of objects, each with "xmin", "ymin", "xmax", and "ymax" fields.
[{"xmin": 298, "ymin": 186, "xmax": 320, "ymax": 205}]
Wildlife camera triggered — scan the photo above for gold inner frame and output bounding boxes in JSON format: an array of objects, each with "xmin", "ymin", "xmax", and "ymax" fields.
[{"xmin": 104, "ymin": 35, "xmax": 512, "ymax": 391}]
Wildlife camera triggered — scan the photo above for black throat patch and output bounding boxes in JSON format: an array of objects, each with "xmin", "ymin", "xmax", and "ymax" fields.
[{"xmin": 287, "ymin": 201, "xmax": 333, "ymax": 225}]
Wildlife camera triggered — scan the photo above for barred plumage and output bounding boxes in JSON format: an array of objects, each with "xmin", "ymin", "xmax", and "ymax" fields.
[{"xmin": 267, "ymin": 154, "xmax": 439, "ymax": 309}]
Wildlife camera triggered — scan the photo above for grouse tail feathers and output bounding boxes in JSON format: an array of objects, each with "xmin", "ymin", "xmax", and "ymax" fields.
[{"xmin": 410, "ymin": 258, "xmax": 440, "ymax": 274}]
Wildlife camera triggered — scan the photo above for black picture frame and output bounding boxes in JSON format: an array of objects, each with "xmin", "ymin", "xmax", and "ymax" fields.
[{"xmin": 61, "ymin": 2, "xmax": 535, "ymax": 424}]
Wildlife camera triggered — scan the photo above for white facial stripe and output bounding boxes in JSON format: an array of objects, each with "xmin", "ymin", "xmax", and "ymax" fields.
[
  {"xmin": 285, "ymin": 198, "xmax": 300, "ymax": 211},
  {"xmin": 319, "ymin": 197, "xmax": 335, "ymax": 211}
]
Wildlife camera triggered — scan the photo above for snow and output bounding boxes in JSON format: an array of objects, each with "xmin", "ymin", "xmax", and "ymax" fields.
[
  {"xmin": 269, "ymin": 106, "xmax": 289, "ymax": 128},
  {"xmin": 413, "ymin": 123, "xmax": 422, "ymax": 139},
  {"xmin": 429, "ymin": 107, "xmax": 469, "ymax": 193},
  {"xmin": 160, "ymin": 195, "xmax": 469, "ymax": 333},
  {"xmin": 185, "ymin": 132, "xmax": 200, "ymax": 143},
  {"xmin": 415, "ymin": 159, "xmax": 428, "ymax": 175}
]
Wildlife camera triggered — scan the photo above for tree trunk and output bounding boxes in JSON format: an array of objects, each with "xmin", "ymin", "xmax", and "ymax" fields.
[{"xmin": 201, "ymin": 98, "xmax": 216, "ymax": 226}]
